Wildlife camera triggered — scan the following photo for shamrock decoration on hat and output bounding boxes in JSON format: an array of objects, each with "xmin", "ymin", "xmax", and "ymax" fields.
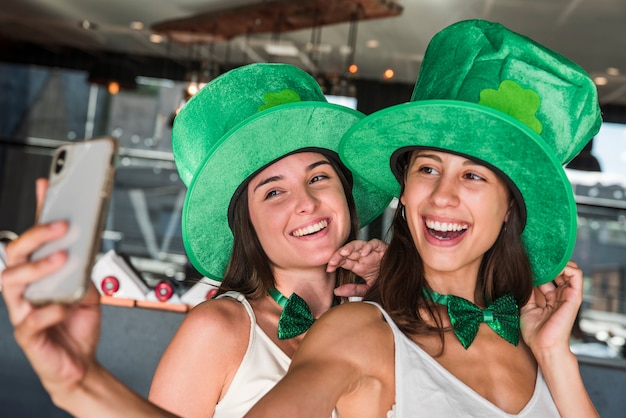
[{"xmin": 339, "ymin": 19, "xmax": 602, "ymax": 285}]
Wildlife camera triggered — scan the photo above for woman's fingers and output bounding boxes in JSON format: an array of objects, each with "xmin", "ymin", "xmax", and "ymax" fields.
[
  {"xmin": 2, "ymin": 250, "xmax": 68, "ymax": 325},
  {"xmin": 4, "ymin": 250, "xmax": 67, "ymax": 288},
  {"xmin": 327, "ymin": 240, "xmax": 365, "ymax": 272},
  {"xmin": 334, "ymin": 283, "xmax": 368, "ymax": 298},
  {"xmin": 13, "ymin": 303, "xmax": 68, "ymax": 344},
  {"xmin": 6, "ymin": 221, "xmax": 67, "ymax": 266}
]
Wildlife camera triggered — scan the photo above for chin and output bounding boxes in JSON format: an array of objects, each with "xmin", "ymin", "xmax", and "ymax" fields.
[
  {"xmin": 314, "ymin": 251, "xmax": 338, "ymax": 267},
  {"xmin": 421, "ymin": 253, "xmax": 462, "ymax": 272}
]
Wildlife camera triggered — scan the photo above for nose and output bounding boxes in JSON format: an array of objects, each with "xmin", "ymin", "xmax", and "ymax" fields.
[
  {"xmin": 430, "ymin": 174, "xmax": 459, "ymax": 208},
  {"xmin": 294, "ymin": 187, "xmax": 319, "ymax": 214}
]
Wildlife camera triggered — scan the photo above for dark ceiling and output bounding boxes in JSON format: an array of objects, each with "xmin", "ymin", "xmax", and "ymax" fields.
[{"xmin": 2, "ymin": 0, "xmax": 626, "ymax": 105}]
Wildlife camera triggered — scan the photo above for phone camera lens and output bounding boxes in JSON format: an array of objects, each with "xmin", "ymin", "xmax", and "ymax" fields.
[{"xmin": 54, "ymin": 150, "xmax": 66, "ymax": 174}]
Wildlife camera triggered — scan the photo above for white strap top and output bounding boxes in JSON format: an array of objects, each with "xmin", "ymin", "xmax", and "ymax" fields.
[
  {"xmin": 367, "ymin": 302, "xmax": 561, "ymax": 418},
  {"xmin": 213, "ymin": 291, "xmax": 290, "ymax": 418}
]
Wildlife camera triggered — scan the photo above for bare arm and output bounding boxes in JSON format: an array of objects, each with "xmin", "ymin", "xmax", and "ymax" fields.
[
  {"xmin": 55, "ymin": 361, "xmax": 179, "ymax": 418},
  {"xmin": 1, "ymin": 180, "xmax": 177, "ymax": 418},
  {"xmin": 149, "ymin": 298, "xmax": 250, "ymax": 417},
  {"xmin": 3, "ymin": 226, "xmax": 178, "ymax": 417},
  {"xmin": 246, "ymin": 302, "xmax": 394, "ymax": 418},
  {"xmin": 520, "ymin": 261, "xmax": 599, "ymax": 418}
]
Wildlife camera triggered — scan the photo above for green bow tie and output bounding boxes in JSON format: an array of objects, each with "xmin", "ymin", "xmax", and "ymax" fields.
[
  {"xmin": 269, "ymin": 288, "xmax": 315, "ymax": 340},
  {"xmin": 424, "ymin": 289, "xmax": 520, "ymax": 349}
]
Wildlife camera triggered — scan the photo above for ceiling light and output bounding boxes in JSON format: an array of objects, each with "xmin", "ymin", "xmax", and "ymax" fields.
[
  {"xmin": 186, "ymin": 72, "xmax": 200, "ymax": 96},
  {"xmin": 150, "ymin": 34, "xmax": 165, "ymax": 43},
  {"xmin": 264, "ymin": 42, "xmax": 299, "ymax": 57},
  {"xmin": 594, "ymin": 76, "xmax": 608, "ymax": 86},
  {"xmin": 384, "ymin": 69, "xmax": 395, "ymax": 79},
  {"xmin": 80, "ymin": 20, "xmax": 97, "ymax": 30},
  {"xmin": 136, "ymin": 77, "xmax": 175, "ymax": 88},
  {"xmin": 366, "ymin": 40, "xmax": 379, "ymax": 48},
  {"xmin": 186, "ymin": 82, "xmax": 199, "ymax": 96},
  {"xmin": 349, "ymin": 64, "xmax": 358, "ymax": 74},
  {"xmin": 339, "ymin": 45, "xmax": 352, "ymax": 56},
  {"xmin": 607, "ymin": 67, "xmax": 620, "ymax": 76},
  {"xmin": 130, "ymin": 21, "xmax": 144, "ymax": 30},
  {"xmin": 317, "ymin": 44, "xmax": 332, "ymax": 54},
  {"xmin": 305, "ymin": 43, "xmax": 332, "ymax": 54},
  {"xmin": 108, "ymin": 81, "xmax": 120, "ymax": 95}
]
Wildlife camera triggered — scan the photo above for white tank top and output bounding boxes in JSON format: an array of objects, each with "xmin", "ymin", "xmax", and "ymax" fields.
[
  {"xmin": 367, "ymin": 302, "xmax": 561, "ymax": 417},
  {"xmin": 213, "ymin": 291, "xmax": 290, "ymax": 418}
]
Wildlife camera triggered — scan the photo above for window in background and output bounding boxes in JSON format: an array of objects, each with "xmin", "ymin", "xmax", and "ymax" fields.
[{"xmin": 567, "ymin": 122, "xmax": 626, "ymax": 358}]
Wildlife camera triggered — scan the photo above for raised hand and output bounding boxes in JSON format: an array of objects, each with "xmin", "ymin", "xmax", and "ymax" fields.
[
  {"xmin": 520, "ymin": 261, "xmax": 583, "ymax": 354},
  {"xmin": 329, "ymin": 238, "xmax": 387, "ymax": 298},
  {"xmin": 1, "ymin": 178, "xmax": 102, "ymax": 401}
]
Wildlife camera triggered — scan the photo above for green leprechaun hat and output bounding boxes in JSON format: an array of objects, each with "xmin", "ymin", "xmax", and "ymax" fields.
[
  {"xmin": 339, "ymin": 19, "xmax": 602, "ymax": 285},
  {"xmin": 173, "ymin": 63, "xmax": 392, "ymax": 280}
]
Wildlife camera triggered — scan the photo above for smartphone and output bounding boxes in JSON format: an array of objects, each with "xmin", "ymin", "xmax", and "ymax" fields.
[{"xmin": 24, "ymin": 137, "xmax": 118, "ymax": 305}]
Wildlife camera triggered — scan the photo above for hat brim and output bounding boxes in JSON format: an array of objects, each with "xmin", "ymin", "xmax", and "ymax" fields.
[
  {"xmin": 339, "ymin": 100, "xmax": 577, "ymax": 285},
  {"xmin": 184, "ymin": 101, "xmax": 393, "ymax": 280}
]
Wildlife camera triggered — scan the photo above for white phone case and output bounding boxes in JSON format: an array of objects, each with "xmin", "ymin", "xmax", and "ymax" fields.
[{"xmin": 24, "ymin": 137, "xmax": 118, "ymax": 305}]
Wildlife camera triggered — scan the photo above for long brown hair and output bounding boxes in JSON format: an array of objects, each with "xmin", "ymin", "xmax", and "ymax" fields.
[
  {"xmin": 365, "ymin": 155, "xmax": 533, "ymax": 344},
  {"xmin": 216, "ymin": 154, "xmax": 360, "ymax": 299}
]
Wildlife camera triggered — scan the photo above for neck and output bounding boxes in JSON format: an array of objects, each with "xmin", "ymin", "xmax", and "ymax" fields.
[
  {"xmin": 272, "ymin": 266, "xmax": 337, "ymax": 318},
  {"xmin": 424, "ymin": 266, "xmax": 480, "ymax": 303}
]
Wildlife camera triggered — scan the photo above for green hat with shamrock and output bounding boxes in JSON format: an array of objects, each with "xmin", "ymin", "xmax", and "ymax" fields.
[
  {"xmin": 173, "ymin": 63, "xmax": 392, "ymax": 280},
  {"xmin": 339, "ymin": 19, "xmax": 602, "ymax": 285}
]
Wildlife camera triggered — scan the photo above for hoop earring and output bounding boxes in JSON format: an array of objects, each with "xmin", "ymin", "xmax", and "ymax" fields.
[{"xmin": 401, "ymin": 205, "xmax": 405, "ymax": 220}]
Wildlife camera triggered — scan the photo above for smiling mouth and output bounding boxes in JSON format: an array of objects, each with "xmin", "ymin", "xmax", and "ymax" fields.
[
  {"xmin": 425, "ymin": 219, "xmax": 468, "ymax": 240},
  {"xmin": 291, "ymin": 219, "xmax": 328, "ymax": 237}
]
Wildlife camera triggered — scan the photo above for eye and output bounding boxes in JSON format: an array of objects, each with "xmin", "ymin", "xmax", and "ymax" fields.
[
  {"xmin": 418, "ymin": 165, "xmax": 439, "ymax": 175},
  {"xmin": 310, "ymin": 174, "xmax": 329, "ymax": 184},
  {"xmin": 464, "ymin": 172, "xmax": 485, "ymax": 181},
  {"xmin": 264, "ymin": 189, "xmax": 281, "ymax": 200}
]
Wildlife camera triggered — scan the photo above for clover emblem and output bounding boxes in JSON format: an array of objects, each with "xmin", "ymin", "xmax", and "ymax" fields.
[
  {"xmin": 479, "ymin": 80, "xmax": 543, "ymax": 135},
  {"xmin": 258, "ymin": 89, "xmax": 302, "ymax": 111}
]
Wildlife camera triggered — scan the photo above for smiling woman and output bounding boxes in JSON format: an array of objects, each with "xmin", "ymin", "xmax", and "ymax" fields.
[
  {"xmin": 247, "ymin": 153, "xmax": 351, "ymax": 271},
  {"xmin": 0, "ymin": 62, "xmax": 393, "ymax": 418},
  {"xmin": 246, "ymin": 19, "xmax": 602, "ymax": 418},
  {"xmin": 401, "ymin": 150, "xmax": 513, "ymax": 285}
]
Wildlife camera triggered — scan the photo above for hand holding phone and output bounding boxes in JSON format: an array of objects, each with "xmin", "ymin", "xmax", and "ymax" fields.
[{"xmin": 24, "ymin": 137, "xmax": 118, "ymax": 305}]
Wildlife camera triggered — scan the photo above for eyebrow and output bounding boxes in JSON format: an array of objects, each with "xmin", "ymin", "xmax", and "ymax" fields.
[
  {"xmin": 252, "ymin": 159, "xmax": 331, "ymax": 193},
  {"xmin": 412, "ymin": 152, "xmax": 442, "ymax": 163},
  {"xmin": 413, "ymin": 152, "xmax": 481, "ymax": 167}
]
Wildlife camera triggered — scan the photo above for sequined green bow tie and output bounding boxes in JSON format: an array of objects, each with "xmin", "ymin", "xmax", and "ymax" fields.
[
  {"xmin": 424, "ymin": 289, "xmax": 520, "ymax": 349},
  {"xmin": 269, "ymin": 288, "xmax": 315, "ymax": 340}
]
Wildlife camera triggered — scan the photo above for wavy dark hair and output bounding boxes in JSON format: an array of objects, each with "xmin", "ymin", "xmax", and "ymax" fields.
[
  {"xmin": 364, "ymin": 152, "xmax": 533, "ymax": 351},
  {"xmin": 216, "ymin": 154, "xmax": 360, "ymax": 300}
]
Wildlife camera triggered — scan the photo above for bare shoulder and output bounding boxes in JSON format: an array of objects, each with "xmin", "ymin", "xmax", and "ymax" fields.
[
  {"xmin": 296, "ymin": 301, "xmax": 392, "ymax": 365},
  {"xmin": 149, "ymin": 295, "xmax": 252, "ymax": 413},
  {"xmin": 154, "ymin": 296, "xmax": 253, "ymax": 370},
  {"xmin": 314, "ymin": 301, "xmax": 388, "ymax": 334},
  {"xmin": 177, "ymin": 296, "xmax": 251, "ymax": 344}
]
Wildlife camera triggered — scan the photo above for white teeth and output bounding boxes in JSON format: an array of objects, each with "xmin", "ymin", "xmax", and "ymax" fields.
[
  {"xmin": 292, "ymin": 220, "xmax": 328, "ymax": 237},
  {"xmin": 425, "ymin": 219, "xmax": 468, "ymax": 232}
]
